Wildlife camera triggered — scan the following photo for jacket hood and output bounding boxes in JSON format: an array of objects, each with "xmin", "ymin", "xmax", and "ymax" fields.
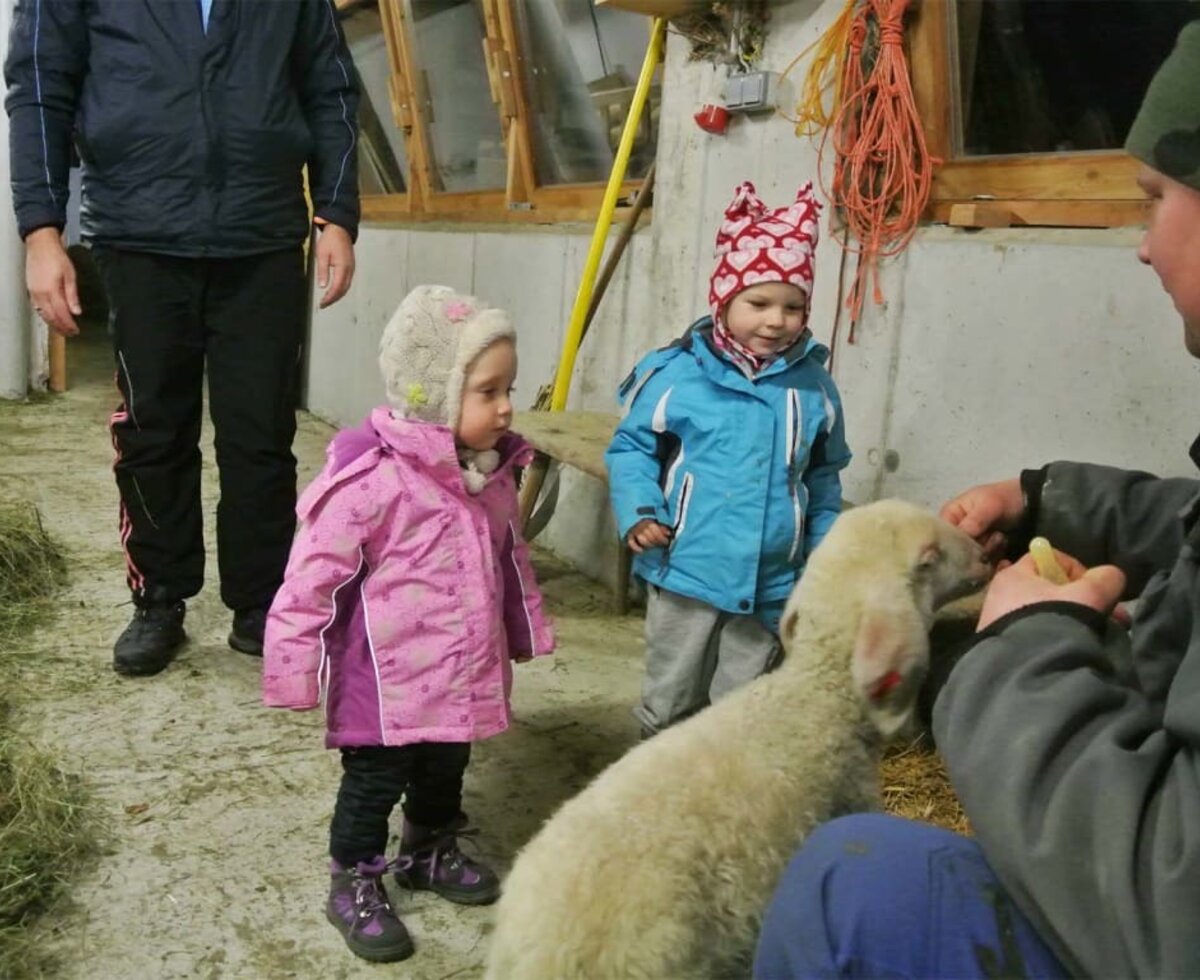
[
  {"xmin": 686, "ymin": 317, "xmax": 827, "ymax": 384},
  {"xmin": 367, "ymin": 407, "xmax": 532, "ymax": 481}
]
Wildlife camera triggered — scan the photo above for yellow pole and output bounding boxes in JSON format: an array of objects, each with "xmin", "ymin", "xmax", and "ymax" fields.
[{"xmin": 548, "ymin": 15, "xmax": 665, "ymax": 412}]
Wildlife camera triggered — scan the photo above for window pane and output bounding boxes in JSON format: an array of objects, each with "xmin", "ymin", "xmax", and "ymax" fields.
[
  {"xmin": 405, "ymin": 0, "xmax": 507, "ymax": 193},
  {"xmin": 955, "ymin": 0, "xmax": 1195, "ymax": 157},
  {"xmin": 514, "ymin": 0, "xmax": 661, "ymax": 186},
  {"xmin": 342, "ymin": 2, "xmax": 409, "ymax": 195}
]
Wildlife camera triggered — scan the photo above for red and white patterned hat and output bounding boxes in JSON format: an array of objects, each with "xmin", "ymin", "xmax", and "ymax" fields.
[{"xmin": 708, "ymin": 180, "xmax": 822, "ymax": 323}]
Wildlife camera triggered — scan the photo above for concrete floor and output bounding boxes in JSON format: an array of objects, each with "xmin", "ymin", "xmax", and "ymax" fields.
[{"xmin": 0, "ymin": 327, "xmax": 646, "ymax": 979}]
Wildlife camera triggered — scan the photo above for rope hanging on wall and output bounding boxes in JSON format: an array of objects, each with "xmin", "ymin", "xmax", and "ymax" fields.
[
  {"xmin": 778, "ymin": 0, "xmax": 858, "ymax": 136},
  {"xmin": 813, "ymin": 0, "xmax": 934, "ymax": 344}
]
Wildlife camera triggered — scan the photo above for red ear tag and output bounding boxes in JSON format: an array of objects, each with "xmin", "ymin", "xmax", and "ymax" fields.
[{"xmin": 870, "ymin": 670, "xmax": 903, "ymax": 702}]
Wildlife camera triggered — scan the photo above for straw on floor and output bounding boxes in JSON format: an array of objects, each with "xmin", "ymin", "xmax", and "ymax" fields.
[
  {"xmin": 881, "ymin": 736, "xmax": 970, "ymax": 836},
  {"xmin": 0, "ymin": 500, "xmax": 98, "ymax": 980}
]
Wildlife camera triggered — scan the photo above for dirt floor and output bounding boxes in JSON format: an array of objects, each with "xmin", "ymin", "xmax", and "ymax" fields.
[{"xmin": 0, "ymin": 330, "xmax": 647, "ymax": 979}]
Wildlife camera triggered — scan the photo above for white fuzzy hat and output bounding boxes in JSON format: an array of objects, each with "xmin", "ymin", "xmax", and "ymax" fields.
[{"xmin": 379, "ymin": 284, "xmax": 516, "ymax": 429}]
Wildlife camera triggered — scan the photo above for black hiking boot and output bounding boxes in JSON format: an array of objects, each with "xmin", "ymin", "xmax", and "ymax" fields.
[
  {"xmin": 113, "ymin": 601, "xmax": 186, "ymax": 677},
  {"xmin": 228, "ymin": 606, "xmax": 267, "ymax": 657}
]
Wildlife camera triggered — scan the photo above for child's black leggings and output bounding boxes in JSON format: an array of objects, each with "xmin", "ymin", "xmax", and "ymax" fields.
[{"xmin": 329, "ymin": 742, "xmax": 471, "ymax": 867}]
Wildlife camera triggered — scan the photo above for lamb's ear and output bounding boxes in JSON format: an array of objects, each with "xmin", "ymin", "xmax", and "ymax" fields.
[
  {"xmin": 850, "ymin": 603, "xmax": 929, "ymax": 739},
  {"xmin": 917, "ymin": 541, "xmax": 943, "ymax": 569}
]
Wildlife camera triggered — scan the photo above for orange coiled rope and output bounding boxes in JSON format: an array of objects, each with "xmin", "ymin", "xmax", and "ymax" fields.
[
  {"xmin": 820, "ymin": 0, "xmax": 933, "ymax": 342},
  {"xmin": 778, "ymin": 0, "xmax": 858, "ymax": 138}
]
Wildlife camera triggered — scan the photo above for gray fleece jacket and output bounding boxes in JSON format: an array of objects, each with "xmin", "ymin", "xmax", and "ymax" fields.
[{"xmin": 934, "ymin": 445, "xmax": 1200, "ymax": 979}]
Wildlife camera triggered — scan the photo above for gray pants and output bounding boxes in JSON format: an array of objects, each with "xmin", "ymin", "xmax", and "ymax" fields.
[{"xmin": 635, "ymin": 586, "xmax": 781, "ymax": 736}]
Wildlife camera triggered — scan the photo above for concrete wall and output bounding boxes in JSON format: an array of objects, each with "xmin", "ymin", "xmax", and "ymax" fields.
[{"xmin": 305, "ymin": 0, "xmax": 1195, "ymax": 586}]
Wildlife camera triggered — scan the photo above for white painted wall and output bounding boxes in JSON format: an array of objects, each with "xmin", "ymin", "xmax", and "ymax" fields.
[
  {"xmin": 0, "ymin": 0, "xmax": 33, "ymax": 398},
  {"xmin": 306, "ymin": 0, "xmax": 1195, "ymax": 586}
]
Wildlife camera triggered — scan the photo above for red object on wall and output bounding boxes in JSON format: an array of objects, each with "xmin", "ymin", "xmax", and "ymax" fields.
[{"xmin": 694, "ymin": 103, "xmax": 730, "ymax": 135}]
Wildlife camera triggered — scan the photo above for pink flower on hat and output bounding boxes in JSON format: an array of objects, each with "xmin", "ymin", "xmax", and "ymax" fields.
[{"xmin": 445, "ymin": 300, "xmax": 474, "ymax": 323}]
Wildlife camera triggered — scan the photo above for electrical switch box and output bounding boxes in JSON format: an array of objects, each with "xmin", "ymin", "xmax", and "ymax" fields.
[{"xmin": 723, "ymin": 71, "xmax": 777, "ymax": 113}]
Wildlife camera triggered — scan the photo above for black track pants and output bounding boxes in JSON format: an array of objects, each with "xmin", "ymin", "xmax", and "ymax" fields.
[{"xmin": 94, "ymin": 246, "xmax": 307, "ymax": 611}]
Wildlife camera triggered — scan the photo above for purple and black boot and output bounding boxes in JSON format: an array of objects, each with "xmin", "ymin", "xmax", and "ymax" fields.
[
  {"xmin": 393, "ymin": 818, "xmax": 501, "ymax": 906},
  {"xmin": 326, "ymin": 856, "xmax": 414, "ymax": 962}
]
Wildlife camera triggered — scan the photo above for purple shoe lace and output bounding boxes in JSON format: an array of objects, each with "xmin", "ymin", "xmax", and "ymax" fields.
[
  {"xmin": 332, "ymin": 858, "xmax": 396, "ymax": 937},
  {"xmin": 393, "ymin": 827, "xmax": 485, "ymax": 888}
]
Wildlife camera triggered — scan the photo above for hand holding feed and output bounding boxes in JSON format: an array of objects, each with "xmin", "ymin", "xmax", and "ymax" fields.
[{"xmin": 976, "ymin": 545, "xmax": 1125, "ymax": 631}]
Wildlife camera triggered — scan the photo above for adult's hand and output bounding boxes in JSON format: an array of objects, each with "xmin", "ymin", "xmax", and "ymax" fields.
[
  {"xmin": 25, "ymin": 227, "xmax": 80, "ymax": 336},
  {"xmin": 314, "ymin": 222, "xmax": 355, "ymax": 308},
  {"xmin": 976, "ymin": 549, "xmax": 1126, "ymax": 631},
  {"xmin": 940, "ymin": 477, "xmax": 1025, "ymax": 562}
]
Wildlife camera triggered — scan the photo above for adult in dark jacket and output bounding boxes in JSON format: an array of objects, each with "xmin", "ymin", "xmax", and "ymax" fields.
[
  {"xmin": 5, "ymin": 0, "xmax": 360, "ymax": 677},
  {"xmin": 753, "ymin": 20, "xmax": 1200, "ymax": 980}
]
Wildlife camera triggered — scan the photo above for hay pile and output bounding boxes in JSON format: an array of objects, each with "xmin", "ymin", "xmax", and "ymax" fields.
[
  {"xmin": 0, "ymin": 501, "xmax": 98, "ymax": 980},
  {"xmin": 0, "ymin": 500, "xmax": 65, "ymax": 645},
  {"xmin": 881, "ymin": 737, "xmax": 971, "ymax": 836}
]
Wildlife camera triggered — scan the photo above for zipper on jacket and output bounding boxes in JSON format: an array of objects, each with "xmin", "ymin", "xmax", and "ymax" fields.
[
  {"xmin": 670, "ymin": 472, "xmax": 694, "ymax": 551},
  {"xmin": 786, "ymin": 390, "xmax": 805, "ymax": 562},
  {"xmin": 651, "ymin": 385, "xmax": 685, "ymax": 498},
  {"xmin": 662, "ymin": 443, "xmax": 685, "ymax": 498}
]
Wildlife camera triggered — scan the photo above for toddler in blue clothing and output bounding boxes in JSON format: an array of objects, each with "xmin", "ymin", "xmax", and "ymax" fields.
[{"xmin": 605, "ymin": 181, "xmax": 851, "ymax": 737}]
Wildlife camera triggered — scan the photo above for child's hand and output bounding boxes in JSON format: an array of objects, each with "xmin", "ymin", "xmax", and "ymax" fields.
[{"xmin": 626, "ymin": 519, "xmax": 673, "ymax": 554}]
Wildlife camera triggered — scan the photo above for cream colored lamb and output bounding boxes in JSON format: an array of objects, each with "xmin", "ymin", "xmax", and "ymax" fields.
[{"xmin": 485, "ymin": 499, "xmax": 990, "ymax": 980}]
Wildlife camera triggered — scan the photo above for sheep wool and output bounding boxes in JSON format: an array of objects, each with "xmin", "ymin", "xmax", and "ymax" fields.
[
  {"xmin": 378, "ymin": 284, "xmax": 516, "ymax": 431},
  {"xmin": 484, "ymin": 500, "xmax": 990, "ymax": 980}
]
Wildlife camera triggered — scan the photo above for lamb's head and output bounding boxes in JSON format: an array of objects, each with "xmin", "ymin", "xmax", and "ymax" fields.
[
  {"xmin": 782, "ymin": 499, "xmax": 991, "ymax": 739},
  {"xmin": 865, "ymin": 498, "xmax": 991, "ymax": 617}
]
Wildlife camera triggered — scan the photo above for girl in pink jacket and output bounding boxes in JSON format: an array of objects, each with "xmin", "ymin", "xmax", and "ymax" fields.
[{"xmin": 263, "ymin": 285, "xmax": 554, "ymax": 964}]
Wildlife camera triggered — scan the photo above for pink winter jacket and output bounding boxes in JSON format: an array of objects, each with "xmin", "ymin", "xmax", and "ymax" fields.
[{"xmin": 262, "ymin": 407, "xmax": 555, "ymax": 748}]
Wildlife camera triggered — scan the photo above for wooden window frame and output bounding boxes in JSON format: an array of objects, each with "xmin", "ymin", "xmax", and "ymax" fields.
[
  {"xmin": 343, "ymin": 0, "xmax": 652, "ymax": 226},
  {"xmin": 908, "ymin": 0, "xmax": 1148, "ymax": 229}
]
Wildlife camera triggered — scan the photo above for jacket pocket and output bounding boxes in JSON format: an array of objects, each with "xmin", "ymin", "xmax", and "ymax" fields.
[
  {"xmin": 670, "ymin": 472, "xmax": 695, "ymax": 549},
  {"xmin": 786, "ymin": 390, "xmax": 806, "ymax": 562}
]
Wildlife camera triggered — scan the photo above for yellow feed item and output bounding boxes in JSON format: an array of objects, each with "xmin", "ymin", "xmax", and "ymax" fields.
[{"xmin": 1029, "ymin": 537, "xmax": 1069, "ymax": 585}]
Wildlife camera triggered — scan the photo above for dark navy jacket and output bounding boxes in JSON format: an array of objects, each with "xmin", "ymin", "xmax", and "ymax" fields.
[{"xmin": 4, "ymin": 0, "xmax": 360, "ymax": 256}]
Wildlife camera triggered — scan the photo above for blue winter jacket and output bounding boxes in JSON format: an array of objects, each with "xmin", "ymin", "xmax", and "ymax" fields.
[{"xmin": 605, "ymin": 318, "xmax": 851, "ymax": 616}]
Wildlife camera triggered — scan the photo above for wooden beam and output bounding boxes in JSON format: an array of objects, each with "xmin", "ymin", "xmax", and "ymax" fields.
[
  {"xmin": 386, "ymin": 0, "xmax": 437, "ymax": 206},
  {"xmin": 360, "ymin": 194, "xmax": 651, "ymax": 227},
  {"xmin": 48, "ymin": 331, "xmax": 66, "ymax": 392},
  {"xmin": 930, "ymin": 198, "xmax": 1149, "ymax": 229},
  {"xmin": 908, "ymin": 0, "xmax": 953, "ymax": 162},
  {"xmin": 946, "ymin": 202, "xmax": 1014, "ymax": 229},
  {"xmin": 593, "ymin": 0, "xmax": 692, "ymax": 17},
  {"xmin": 492, "ymin": 0, "xmax": 538, "ymax": 203},
  {"xmin": 932, "ymin": 152, "xmax": 1143, "ymax": 202},
  {"xmin": 512, "ymin": 410, "xmax": 618, "ymax": 483}
]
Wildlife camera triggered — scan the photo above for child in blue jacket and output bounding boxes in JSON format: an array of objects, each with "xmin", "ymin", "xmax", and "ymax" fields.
[{"xmin": 605, "ymin": 181, "xmax": 851, "ymax": 737}]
